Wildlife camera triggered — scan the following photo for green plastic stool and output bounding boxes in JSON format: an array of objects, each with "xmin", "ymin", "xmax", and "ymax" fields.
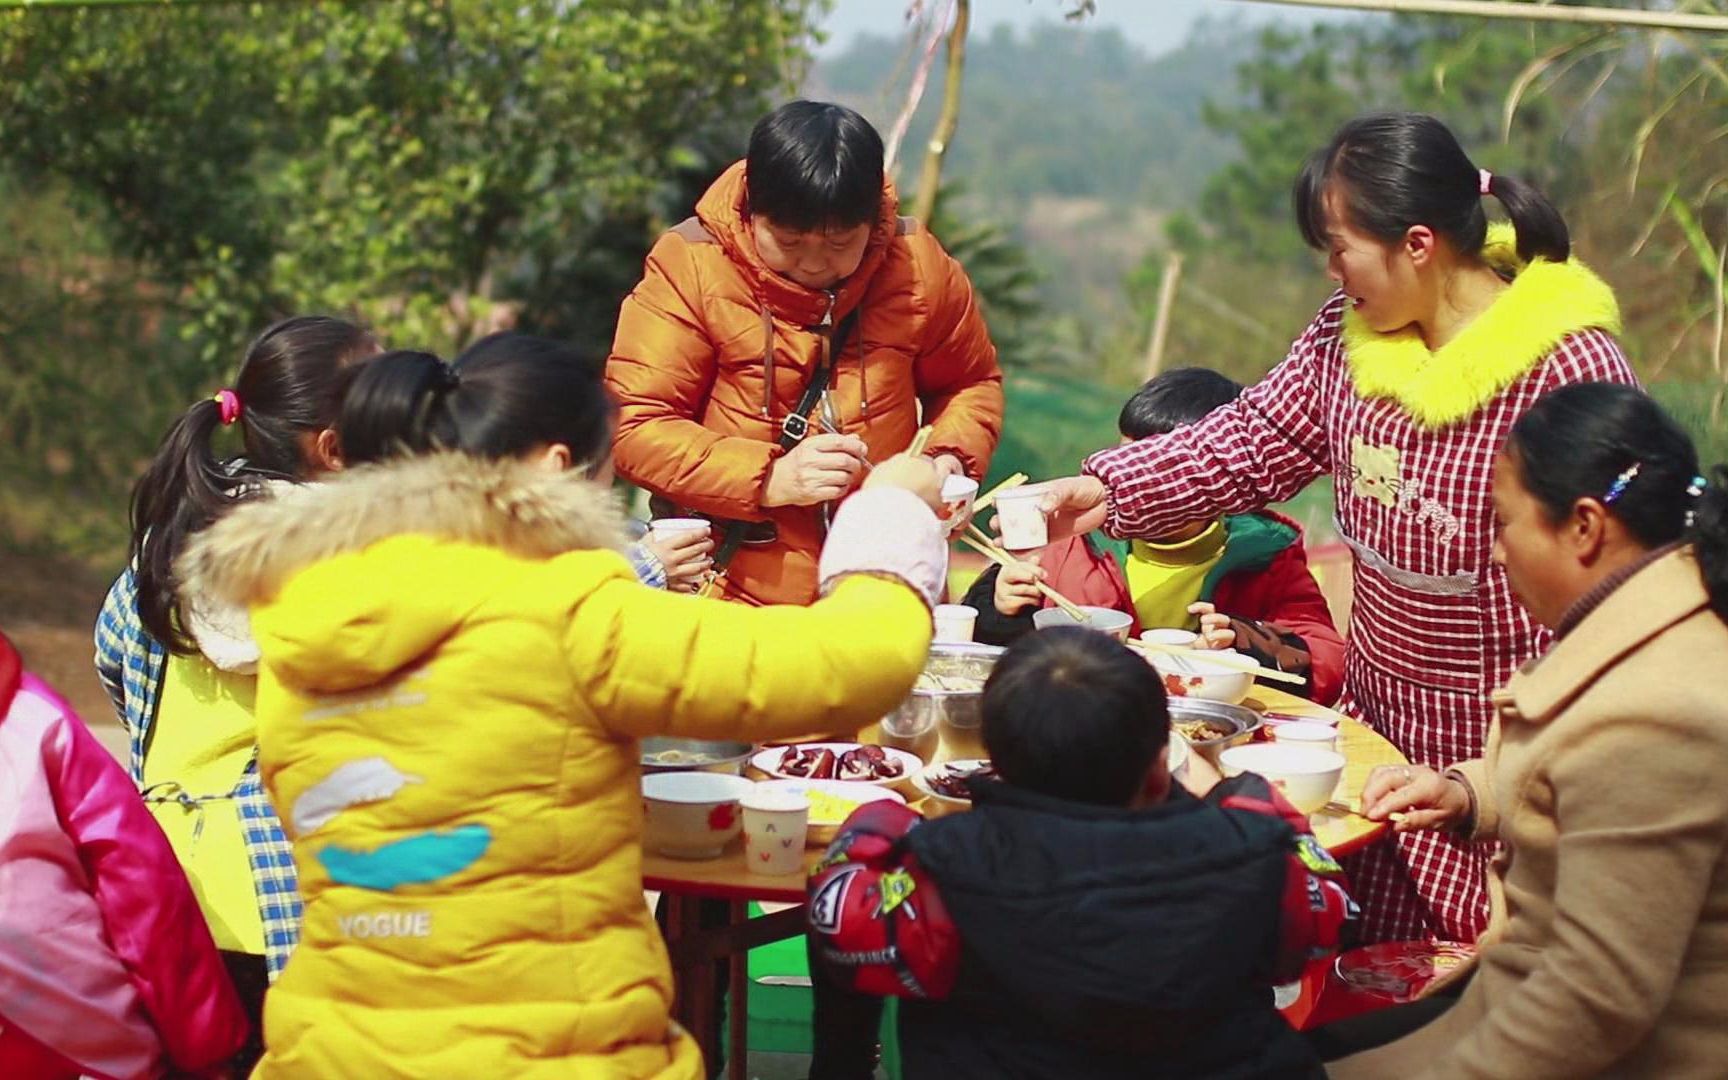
[{"xmin": 720, "ymin": 903, "xmax": 901, "ymax": 1077}]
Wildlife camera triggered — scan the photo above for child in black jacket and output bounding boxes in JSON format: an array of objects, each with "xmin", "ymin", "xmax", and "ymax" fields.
[{"xmin": 806, "ymin": 628, "xmax": 1357, "ymax": 1079}]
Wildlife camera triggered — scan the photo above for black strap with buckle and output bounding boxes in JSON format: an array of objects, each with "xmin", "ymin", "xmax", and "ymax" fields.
[{"xmin": 704, "ymin": 308, "xmax": 861, "ymax": 590}]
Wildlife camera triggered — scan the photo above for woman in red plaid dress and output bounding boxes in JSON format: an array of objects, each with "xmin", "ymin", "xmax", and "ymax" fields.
[{"xmin": 1039, "ymin": 114, "xmax": 1636, "ymax": 943}]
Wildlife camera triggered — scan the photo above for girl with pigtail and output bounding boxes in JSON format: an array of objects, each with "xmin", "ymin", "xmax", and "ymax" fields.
[
  {"xmin": 1036, "ymin": 112, "xmax": 1639, "ymax": 944},
  {"xmin": 94, "ymin": 314, "xmax": 380, "ymax": 1064}
]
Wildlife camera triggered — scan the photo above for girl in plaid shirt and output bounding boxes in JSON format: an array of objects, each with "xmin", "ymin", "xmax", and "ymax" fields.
[
  {"xmin": 1037, "ymin": 113, "xmax": 1636, "ymax": 943},
  {"xmin": 94, "ymin": 315, "xmax": 381, "ymax": 1067},
  {"xmin": 94, "ymin": 324, "xmax": 701, "ymax": 1057}
]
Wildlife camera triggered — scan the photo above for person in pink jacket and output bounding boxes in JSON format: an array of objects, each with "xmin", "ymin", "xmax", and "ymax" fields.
[{"xmin": 0, "ymin": 630, "xmax": 248, "ymax": 1079}]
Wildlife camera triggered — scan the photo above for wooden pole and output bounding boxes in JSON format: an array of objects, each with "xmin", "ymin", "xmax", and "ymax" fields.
[
  {"xmin": 910, "ymin": 0, "xmax": 970, "ymax": 226},
  {"xmin": 1144, "ymin": 251, "xmax": 1183, "ymax": 380},
  {"xmin": 1225, "ymin": 0, "xmax": 1728, "ymax": 34}
]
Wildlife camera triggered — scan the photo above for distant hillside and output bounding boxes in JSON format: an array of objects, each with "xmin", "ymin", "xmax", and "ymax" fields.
[
  {"xmin": 806, "ymin": 19, "xmax": 1250, "ymax": 214},
  {"xmin": 804, "ymin": 18, "xmax": 1254, "ymax": 330}
]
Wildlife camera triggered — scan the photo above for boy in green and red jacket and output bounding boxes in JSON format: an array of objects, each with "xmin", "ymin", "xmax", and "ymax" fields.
[{"xmin": 964, "ymin": 369, "xmax": 1345, "ymax": 703}]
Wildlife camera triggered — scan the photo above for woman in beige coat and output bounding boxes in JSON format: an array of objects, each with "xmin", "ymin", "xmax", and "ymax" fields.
[{"xmin": 1326, "ymin": 382, "xmax": 1728, "ymax": 1078}]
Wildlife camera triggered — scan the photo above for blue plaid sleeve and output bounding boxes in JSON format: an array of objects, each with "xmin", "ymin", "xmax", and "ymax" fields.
[
  {"xmin": 236, "ymin": 763, "xmax": 302, "ymax": 980},
  {"xmin": 93, "ymin": 570, "xmax": 134, "ymax": 722},
  {"xmin": 627, "ymin": 540, "xmax": 668, "ymax": 589},
  {"xmin": 94, "ymin": 567, "xmax": 166, "ymax": 784}
]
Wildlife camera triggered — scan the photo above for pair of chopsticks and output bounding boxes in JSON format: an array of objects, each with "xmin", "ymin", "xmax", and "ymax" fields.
[
  {"xmin": 1325, "ymin": 796, "xmax": 1406, "ymax": 824},
  {"xmin": 1127, "ymin": 638, "xmax": 1307, "ymax": 687},
  {"xmin": 958, "ymin": 472, "xmax": 1088, "ymax": 619},
  {"xmin": 814, "ymin": 420, "xmax": 935, "ymax": 471}
]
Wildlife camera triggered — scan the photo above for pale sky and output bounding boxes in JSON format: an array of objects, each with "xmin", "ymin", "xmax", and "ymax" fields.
[{"xmin": 815, "ymin": 0, "xmax": 1350, "ymax": 58}]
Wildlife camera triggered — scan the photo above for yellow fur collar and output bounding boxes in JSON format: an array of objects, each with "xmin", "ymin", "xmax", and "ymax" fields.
[{"xmin": 1343, "ymin": 224, "xmax": 1621, "ymax": 428}]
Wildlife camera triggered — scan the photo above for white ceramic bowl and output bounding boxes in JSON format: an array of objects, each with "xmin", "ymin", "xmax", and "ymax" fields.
[
  {"xmin": 1270, "ymin": 721, "xmax": 1339, "ymax": 753},
  {"xmin": 641, "ymin": 772, "xmax": 754, "ymax": 859},
  {"xmin": 1148, "ymin": 648, "xmax": 1255, "ymax": 705},
  {"xmin": 1167, "ymin": 730, "xmax": 1190, "ymax": 783},
  {"xmin": 1217, "ymin": 743, "xmax": 1346, "ymax": 815},
  {"xmin": 750, "ymin": 742, "xmax": 923, "ymax": 786},
  {"xmin": 1032, "ymin": 605, "xmax": 1134, "ymax": 642}
]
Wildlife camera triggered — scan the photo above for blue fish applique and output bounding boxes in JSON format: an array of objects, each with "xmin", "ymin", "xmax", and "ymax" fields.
[{"xmin": 317, "ymin": 823, "xmax": 491, "ymax": 891}]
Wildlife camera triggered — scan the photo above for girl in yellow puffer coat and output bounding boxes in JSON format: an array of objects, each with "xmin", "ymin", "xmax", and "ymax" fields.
[{"xmin": 178, "ymin": 334, "xmax": 949, "ymax": 1079}]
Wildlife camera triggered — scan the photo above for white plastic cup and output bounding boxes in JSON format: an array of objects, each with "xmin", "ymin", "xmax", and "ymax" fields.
[
  {"xmin": 993, "ymin": 486, "xmax": 1049, "ymax": 551},
  {"xmin": 742, "ymin": 789, "xmax": 810, "ymax": 876},
  {"xmin": 649, "ymin": 517, "xmax": 711, "ymax": 543},
  {"xmin": 1271, "ymin": 721, "xmax": 1340, "ymax": 754},
  {"xmin": 933, "ymin": 603, "xmax": 979, "ymax": 643},
  {"xmin": 938, "ymin": 475, "xmax": 979, "ymax": 536}
]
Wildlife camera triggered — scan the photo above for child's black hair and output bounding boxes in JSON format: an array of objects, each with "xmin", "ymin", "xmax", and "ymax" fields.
[
  {"xmin": 338, "ymin": 333, "xmax": 615, "ymax": 476},
  {"xmin": 1295, "ymin": 112, "xmax": 1569, "ymax": 266},
  {"xmin": 1505, "ymin": 382, "xmax": 1728, "ymax": 621},
  {"xmin": 745, "ymin": 100, "xmax": 884, "ymax": 232},
  {"xmin": 982, "ymin": 627, "xmax": 1170, "ymax": 807},
  {"xmin": 1118, "ymin": 367, "xmax": 1245, "ymax": 440},
  {"xmin": 129, "ymin": 315, "xmax": 377, "ymax": 652}
]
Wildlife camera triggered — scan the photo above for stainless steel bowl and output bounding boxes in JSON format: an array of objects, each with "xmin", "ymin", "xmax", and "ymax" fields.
[
  {"xmin": 1168, "ymin": 699, "xmax": 1262, "ymax": 764},
  {"xmin": 639, "ymin": 737, "xmax": 754, "ymax": 775},
  {"xmin": 884, "ymin": 643, "xmax": 1004, "ymax": 759}
]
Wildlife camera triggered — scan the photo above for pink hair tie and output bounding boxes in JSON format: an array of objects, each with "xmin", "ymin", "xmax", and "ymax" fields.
[
  {"xmin": 212, "ymin": 388, "xmax": 243, "ymax": 426},
  {"xmin": 1478, "ymin": 168, "xmax": 1494, "ymax": 196}
]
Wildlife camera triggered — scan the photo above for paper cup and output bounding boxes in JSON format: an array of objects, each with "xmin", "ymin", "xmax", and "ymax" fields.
[
  {"xmin": 933, "ymin": 604, "xmax": 979, "ymax": 643},
  {"xmin": 649, "ymin": 517, "xmax": 711, "ymax": 543},
  {"xmin": 742, "ymin": 789, "xmax": 810, "ymax": 876},
  {"xmin": 993, "ymin": 486, "xmax": 1049, "ymax": 551},
  {"xmin": 938, "ymin": 475, "xmax": 979, "ymax": 536}
]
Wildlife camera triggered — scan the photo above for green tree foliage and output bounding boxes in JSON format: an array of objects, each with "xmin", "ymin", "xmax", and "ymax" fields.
[
  {"xmin": 0, "ymin": 0, "xmax": 823, "ymax": 560},
  {"xmin": 0, "ymin": 0, "xmax": 823, "ymax": 360},
  {"xmin": 812, "ymin": 20, "xmax": 1248, "ymax": 213},
  {"xmin": 924, "ymin": 182, "xmax": 1048, "ymax": 370}
]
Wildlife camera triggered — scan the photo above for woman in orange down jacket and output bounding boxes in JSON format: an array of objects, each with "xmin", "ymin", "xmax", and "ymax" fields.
[{"xmin": 606, "ymin": 100, "xmax": 1004, "ymax": 606}]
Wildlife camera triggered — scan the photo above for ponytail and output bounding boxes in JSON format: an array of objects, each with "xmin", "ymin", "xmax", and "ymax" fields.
[
  {"xmin": 338, "ymin": 334, "xmax": 615, "ymax": 472},
  {"xmin": 129, "ymin": 399, "xmax": 245, "ymax": 650},
  {"xmin": 1296, "ymin": 111, "xmax": 1572, "ymax": 266},
  {"xmin": 334, "ymin": 350, "xmax": 451, "ymax": 466},
  {"xmin": 127, "ymin": 315, "xmax": 375, "ymax": 653},
  {"xmin": 1690, "ymin": 465, "xmax": 1728, "ymax": 622},
  {"xmin": 1483, "ymin": 171, "xmax": 1569, "ymax": 264}
]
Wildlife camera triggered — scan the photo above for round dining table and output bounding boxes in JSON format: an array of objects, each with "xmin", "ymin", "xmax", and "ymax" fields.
[{"xmin": 644, "ymin": 685, "xmax": 1409, "ymax": 1078}]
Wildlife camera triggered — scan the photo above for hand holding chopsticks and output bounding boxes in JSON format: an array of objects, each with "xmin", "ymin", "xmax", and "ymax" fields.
[{"xmin": 957, "ymin": 524, "xmax": 1091, "ymax": 622}]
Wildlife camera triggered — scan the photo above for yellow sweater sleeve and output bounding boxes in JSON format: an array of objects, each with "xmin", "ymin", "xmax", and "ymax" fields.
[{"xmin": 564, "ymin": 573, "xmax": 931, "ymax": 743}]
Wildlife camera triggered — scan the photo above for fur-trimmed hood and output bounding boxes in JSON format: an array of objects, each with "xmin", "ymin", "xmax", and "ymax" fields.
[
  {"xmin": 179, "ymin": 453, "xmax": 632, "ymax": 694},
  {"xmin": 181, "ymin": 452, "xmax": 631, "ymax": 612}
]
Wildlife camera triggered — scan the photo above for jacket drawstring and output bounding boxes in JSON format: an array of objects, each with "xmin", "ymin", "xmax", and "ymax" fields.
[
  {"xmin": 856, "ymin": 302, "xmax": 868, "ymax": 418},
  {"xmin": 759, "ymin": 306, "xmax": 774, "ymax": 418}
]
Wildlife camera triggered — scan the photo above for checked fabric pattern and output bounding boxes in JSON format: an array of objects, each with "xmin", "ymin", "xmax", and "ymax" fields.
[
  {"xmin": 94, "ymin": 567, "xmax": 303, "ymax": 979},
  {"xmin": 1084, "ymin": 291, "xmax": 1635, "ymax": 942}
]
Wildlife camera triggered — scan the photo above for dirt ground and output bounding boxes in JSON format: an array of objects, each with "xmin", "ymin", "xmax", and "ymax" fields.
[{"xmin": 1, "ymin": 548, "xmax": 129, "ymax": 759}]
